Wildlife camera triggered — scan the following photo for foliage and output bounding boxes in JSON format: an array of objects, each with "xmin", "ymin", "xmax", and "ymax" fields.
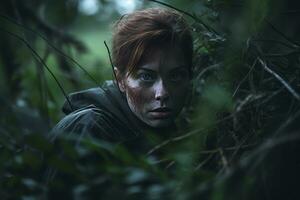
[{"xmin": 0, "ymin": 0, "xmax": 300, "ymax": 199}]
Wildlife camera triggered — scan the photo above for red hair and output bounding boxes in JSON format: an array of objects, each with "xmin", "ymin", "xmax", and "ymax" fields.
[{"xmin": 112, "ymin": 7, "xmax": 193, "ymax": 76}]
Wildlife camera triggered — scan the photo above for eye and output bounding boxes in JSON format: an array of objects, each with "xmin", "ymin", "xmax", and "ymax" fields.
[
  {"xmin": 169, "ymin": 70, "xmax": 188, "ymax": 82},
  {"xmin": 138, "ymin": 72, "xmax": 155, "ymax": 82}
]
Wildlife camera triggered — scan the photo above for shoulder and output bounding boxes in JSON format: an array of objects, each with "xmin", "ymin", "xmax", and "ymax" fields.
[
  {"xmin": 51, "ymin": 81, "xmax": 142, "ymax": 143},
  {"xmin": 51, "ymin": 105, "xmax": 139, "ymax": 144},
  {"xmin": 62, "ymin": 86, "xmax": 110, "ymax": 115}
]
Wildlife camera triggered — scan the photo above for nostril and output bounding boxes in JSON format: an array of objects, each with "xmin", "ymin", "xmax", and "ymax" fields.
[
  {"xmin": 155, "ymin": 92, "xmax": 169, "ymax": 101},
  {"xmin": 154, "ymin": 80, "xmax": 169, "ymax": 101}
]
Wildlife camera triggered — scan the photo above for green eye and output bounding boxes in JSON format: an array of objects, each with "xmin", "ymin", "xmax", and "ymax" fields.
[{"xmin": 139, "ymin": 72, "xmax": 155, "ymax": 82}]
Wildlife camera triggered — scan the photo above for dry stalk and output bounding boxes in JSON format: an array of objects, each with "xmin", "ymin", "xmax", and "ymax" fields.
[{"xmin": 258, "ymin": 57, "xmax": 300, "ymax": 101}]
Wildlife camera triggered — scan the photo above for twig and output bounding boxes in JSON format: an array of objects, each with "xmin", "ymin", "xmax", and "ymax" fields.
[
  {"xmin": 146, "ymin": 128, "xmax": 205, "ymax": 156},
  {"xmin": 218, "ymin": 148, "xmax": 229, "ymax": 169},
  {"xmin": 146, "ymin": 114, "xmax": 238, "ymax": 156},
  {"xmin": 0, "ymin": 13, "xmax": 99, "ymax": 86},
  {"xmin": 199, "ymin": 143, "xmax": 256, "ymax": 155},
  {"xmin": 11, "ymin": 1, "xmax": 51, "ymax": 122},
  {"xmin": 280, "ymin": 10, "xmax": 300, "ymax": 15},
  {"xmin": 273, "ymin": 109, "xmax": 300, "ymax": 137},
  {"xmin": 253, "ymin": 39, "xmax": 297, "ymax": 49},
  {"xmin": 196, "ymin": 63, "xmax": 220, "ymax": 80},
  {"xmin": 20, "ymin": 4, "xmax": 87, "ymax": 52},
  {"xmin": 259, "ymin": 87, "xmax": 284, "ymax": 105},
  {"xmin": 194, "ymin": 153, "xmax": 214, "ymax": 171},
  {"xmin": 264, "ymin": 50, "xmax": 300, "ymax": 58},
  {"xmin": 258, "ymin": 57, "xmax": 300, "ymax": 101},
  {"xmin": 150, "ymin": 143, "xmax": 255, "ymax": 171},
  {"xmin": 265, "ymin": 19, "xmax": 300, "ymax": 47},
  {"xmin": 235, "ymin": 93, "xmax": 265, "ymax": 113},
  {"xmin": 104, "ymin": 41, "xmax": 121, "ymax": 93},
  {"xmin": 244, "ymin": 133, "xmax": 300, "ymax": 172},
  {"xmin": 228, "ymin": 132, "xmax": 254, "ymax": 164},
  {"xmin": 147, "ymin": 0, "xmax": 219, "ymax": 35},
  {"xmin": 0, "ymin": 28, "xmax": 74, "ymax": 111},
  {"xmin": 165, "ymin": 160, "xmax": 176, "ymax": 170},
  {"xmin": 232, "ymin": 59, "xmax": 257, "ymax": 97}
]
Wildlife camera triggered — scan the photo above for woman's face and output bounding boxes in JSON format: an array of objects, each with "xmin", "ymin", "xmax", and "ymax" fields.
[{"xmin": 117, "ymin": 46, "xmax": 191, "ymax": 128}]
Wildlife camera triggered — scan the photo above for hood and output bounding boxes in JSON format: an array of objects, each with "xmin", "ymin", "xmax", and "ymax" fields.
[{"xmin": 61, "ymin": 81, "xmax": 141, "ymax": 133}]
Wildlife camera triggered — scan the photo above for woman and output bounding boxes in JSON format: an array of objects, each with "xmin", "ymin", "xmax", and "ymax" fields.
[{"xmin": 51, "ymin": 7, "xmax": 193, "ymax": 151}]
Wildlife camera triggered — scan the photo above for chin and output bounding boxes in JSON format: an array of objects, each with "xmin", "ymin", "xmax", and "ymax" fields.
[{"xmin": 146, "ymin": 118, "xmax": 174, "ymax": 128}]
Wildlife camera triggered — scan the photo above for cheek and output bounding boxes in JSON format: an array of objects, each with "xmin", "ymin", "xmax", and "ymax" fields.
[
  {"xmin": 127, "ymin": 87, "xmax": 144, "ymax": 110},
  {"xmin": 125, "ymin": 81, "xmax": 152, "ymax": 111},
  {"xmin": 171, "ymin": 83, "xmax": 190, "ymax": 104}
]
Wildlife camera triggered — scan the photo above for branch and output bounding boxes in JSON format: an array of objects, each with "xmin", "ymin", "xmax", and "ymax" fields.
[
  {"xmin": 195, "ymin": 63, "xmax": 220, "ymax": 80},
  {"xmin": 218, "ymin": 148, "xmax": 229, "ymax": 169},
  {"xmin": 0, "ymin": 28, "xmax": 74, "ymax": 111},
  {"xmin": 194, "ymin": 154, "xmax": 214, "ymax": 171},
  {"xmin": 0, "ymin": 13, "xmax": 99, "ymax": 86},
  {"xmin": 265, "ymin": 19, "xmax": 300, "ymax": 47},
  {"xmin": 280, "ymin": 10, "xmax": 300, "ymax": 15},
  {"xmin": 21, "ymin": 5, "xmax": 87, "ymax": 52},
  {"xmin": 232, "ymin": 59, "xmax": 257, "ymax": 97},
  {"xmin": 258, "ymin": 57, "xmax": 300, "ymax": 101},
  {"xmin": 199, "ymin": 143, "xmax": 256, "ymax": 155},
  {"xmin": 104, "ymin": 41, "xmax": 121, "ymax": 93},
  {"xmin": 147, "ymin": 0, "xmax": 219, "ymax": 35},
  {"xmin": 264, "ymin": 50, "xmax": 300, "ymax": 58},
  {"xmin": 147, "ymin": 114, "xmax": 235, "ymax": 156},
  {"xmin": 253, "ymin": 39, "xmax": 297, "ymax": 49}
]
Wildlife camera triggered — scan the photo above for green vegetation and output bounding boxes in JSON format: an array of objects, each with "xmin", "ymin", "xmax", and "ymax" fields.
[{"xmin": 0, "ymin": 0, "xmax": 299, "ymax": 199}]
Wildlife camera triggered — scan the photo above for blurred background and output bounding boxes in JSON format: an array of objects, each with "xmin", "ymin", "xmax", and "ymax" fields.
[
  {"xmin": 1, "ymin": 0, "xmax": 300, "ymax": 199},
  {"xmin": 0, "ymin": 0, "xmax": 203, "ymax": 125}
]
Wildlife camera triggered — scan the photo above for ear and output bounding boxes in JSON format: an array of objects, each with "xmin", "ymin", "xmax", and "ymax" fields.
[{"xmin": 114, "ymin": 67, "xmax": 125, "ymax": 92}]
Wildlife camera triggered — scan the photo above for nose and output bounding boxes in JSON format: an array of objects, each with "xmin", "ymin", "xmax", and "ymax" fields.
[{"xmin": 154, "ymin": 79, "xmax": 169, "ymax": 102}]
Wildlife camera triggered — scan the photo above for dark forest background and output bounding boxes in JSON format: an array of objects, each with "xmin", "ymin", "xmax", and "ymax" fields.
[{"xmin": 0, "ymin": 0, "xmax": 300, "ymax": 199}]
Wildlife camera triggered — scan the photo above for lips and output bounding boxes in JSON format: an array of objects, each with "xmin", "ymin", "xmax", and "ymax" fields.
[{"xmin": 149, "ymin": 107, "xmax": 172, "ymax": 119}]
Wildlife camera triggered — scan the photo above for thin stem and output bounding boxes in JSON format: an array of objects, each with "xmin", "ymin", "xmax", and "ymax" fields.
[
  {"xmin": 147, "ymin": 0, "xmax": 219, "ymax": 35},
  {"xmin": 104, "ymin": 41, "xmax": 121, "ymax": 93},
  {"xmin": 0, "ymin": 28, "xmax": 74, "ymax": 111},
  {"xmin": 263, "ymin": 50, "xmax": 300, "ymax": 58},
  {"xmin": 254, "ymin": 39, "xmax": 297, "ymax": 49},
  {"xmin": 265, "ymin": 19, "xmax": 300, "ymax": 47},
  {"xmin": 0, "ymin": 13, "xmax": 99, "ymax": 86},
  {"xmin": 258, "ymin": 57, "xmax": 300, "ymax": 101}
]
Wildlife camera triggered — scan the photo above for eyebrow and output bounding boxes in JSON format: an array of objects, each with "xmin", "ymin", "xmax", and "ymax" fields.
[
  {"xmin": 138, "ymin": 66, "xmax": 187, "ymax": 72},
  {"xmin": 138, "ymin": 68, "xmax": 156, "ymax": 72},
  {"xmin": 171, "ymin": 66, "xmax": 188, "ymax": 70}
]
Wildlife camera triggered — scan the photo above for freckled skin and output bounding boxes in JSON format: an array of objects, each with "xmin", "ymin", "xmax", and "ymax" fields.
[
  {"xmin": 118, "ymin": 46, "xmax": 191, "ymax": 128},
  {"xmin": 126, "ymin": 80, "xmax": 146, "ymax": 115}
]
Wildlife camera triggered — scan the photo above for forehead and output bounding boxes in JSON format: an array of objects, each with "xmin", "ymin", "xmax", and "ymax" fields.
[{"xmin": 138, "ymin": 45, "xmax": 187, "ymax": 71}]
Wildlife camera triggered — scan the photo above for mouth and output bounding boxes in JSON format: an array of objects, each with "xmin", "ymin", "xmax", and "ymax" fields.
[{"xmin": 149, "ymin": 107, "xmax": 173, "ymax": 119}]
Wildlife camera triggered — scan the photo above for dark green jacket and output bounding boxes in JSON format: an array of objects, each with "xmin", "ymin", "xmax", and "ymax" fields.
[
  {"xmin": 46, "ymin": 81, "xmax": 180, "ymax": 186},
  {"xmin": 50, "ymin": 80, "xmax": 179, "ymax": 154},
  {"xmin": 50, "ymin": 81, "xmax": 144, "ymax": 145}
]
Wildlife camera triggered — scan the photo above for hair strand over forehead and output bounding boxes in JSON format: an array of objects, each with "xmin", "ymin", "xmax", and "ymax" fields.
[{"xmin": 112, "ymin": 7, "xmax": 193, "ymax": 76}]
